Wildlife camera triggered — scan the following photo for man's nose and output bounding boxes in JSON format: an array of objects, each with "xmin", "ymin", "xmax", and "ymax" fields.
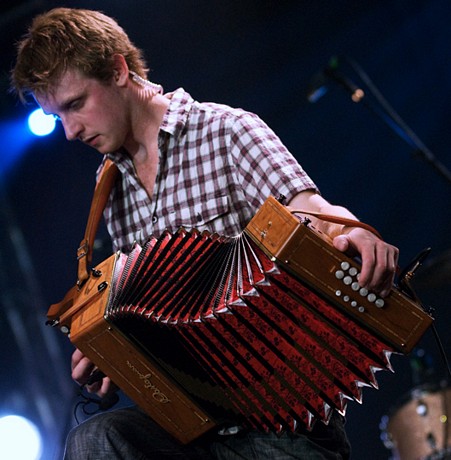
[{"xmin": 61, "ymin": 116, "xmax": 82, "ymax": 141}]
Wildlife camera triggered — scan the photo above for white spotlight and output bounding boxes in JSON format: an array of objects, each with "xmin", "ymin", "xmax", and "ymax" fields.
[
  {"xmin": 27, "ymin": 108, "xmax": 56, "ymax": 136},
  {"xmin": 0, "ymin": 415, "xmax": 43, "ymax": 460}
]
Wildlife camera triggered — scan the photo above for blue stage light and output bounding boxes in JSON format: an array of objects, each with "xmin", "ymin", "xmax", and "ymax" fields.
[{"xmin": 27, "ymin": 108, "xmax": 56, "ymax": 136}]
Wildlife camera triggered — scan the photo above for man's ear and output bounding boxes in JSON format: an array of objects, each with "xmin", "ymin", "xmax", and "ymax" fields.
[{"xmin": 112, "ymin": 54, "xmax": 129, "ymax": 86}]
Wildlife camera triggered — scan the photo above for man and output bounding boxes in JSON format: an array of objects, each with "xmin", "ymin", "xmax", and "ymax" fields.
[{"xmin": 12, "ymin": 8, "xmax": 398, "ymax": 459}]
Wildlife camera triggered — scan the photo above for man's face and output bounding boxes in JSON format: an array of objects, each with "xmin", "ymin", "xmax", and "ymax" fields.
[{"xmin": 36, "ymin": 68, "xmax": 128, "ymax": 154}]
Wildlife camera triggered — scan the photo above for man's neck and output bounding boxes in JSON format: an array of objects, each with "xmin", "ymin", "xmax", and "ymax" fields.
[{"xmin": 124, "ymin": 93, "xmax": 170, "ymax": 163}]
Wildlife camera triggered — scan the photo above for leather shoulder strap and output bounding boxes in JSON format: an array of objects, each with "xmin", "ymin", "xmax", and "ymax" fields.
[
  {"xmin": 289, "ymin": 208, "xmax": 382, "ymax": 239},
  {"xmin": 77, "ymin": 159, "xmax": 119, "ymax": 286}
]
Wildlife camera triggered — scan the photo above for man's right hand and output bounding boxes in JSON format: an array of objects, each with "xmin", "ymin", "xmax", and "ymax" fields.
[{"xmin": 71, "ymin": 348, "xmax": 118, "ymax": 398}]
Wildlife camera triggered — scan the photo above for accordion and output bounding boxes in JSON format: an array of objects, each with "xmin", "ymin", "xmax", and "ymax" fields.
[{"xmin": 48, "ymin": 196, "xmax": 433, "ymax": 444}]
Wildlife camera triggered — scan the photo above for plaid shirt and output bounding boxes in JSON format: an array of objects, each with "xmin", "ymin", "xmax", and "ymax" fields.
[{"xmin": 100, "ymin": 88, "xmax": 318, "ymax": 252}]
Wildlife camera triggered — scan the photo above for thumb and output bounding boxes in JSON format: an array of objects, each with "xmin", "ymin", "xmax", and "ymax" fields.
[{"xmin": 333, "ymin": 234, "xmax": 351, "ymax": 253}]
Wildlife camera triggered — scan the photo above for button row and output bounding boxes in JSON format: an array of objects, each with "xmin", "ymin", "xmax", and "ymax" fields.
[
  {"xmin": 334, "ymin": 290, "xmax": 366, "ymax": 312},
  {"xmin": 335, "ymin": 261, "xmax": 385, "ymax": 309}
]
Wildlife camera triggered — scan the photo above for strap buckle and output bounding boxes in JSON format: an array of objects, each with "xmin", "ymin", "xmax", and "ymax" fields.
[{"xmin": 77, "ymin": 241, "xmax": 89, "ymax": 260}]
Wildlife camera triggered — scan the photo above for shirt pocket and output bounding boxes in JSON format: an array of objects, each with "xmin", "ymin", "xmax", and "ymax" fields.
[{"xmin": 174, "ymin": 195, "xmax": 230, "ymax": 229}]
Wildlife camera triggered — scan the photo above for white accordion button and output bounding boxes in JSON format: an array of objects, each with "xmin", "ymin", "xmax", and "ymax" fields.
[
  {"xmin": 341, "ymin": 261, "xmax": 350, "ymax": 271},
  {"xmin": 343, "ymin": 276, "xmax": 353, "ymax": 285},
  {"xmin": 359, "ymin": 287, "xmax": 369, "ymax": 297},
  {"xmin": 351, "ymin": 282, "xmax": 360, "ymax": 291},
  {"xmin": 375, "ymin": 298, "xmax": 385, "ymax": 308}
]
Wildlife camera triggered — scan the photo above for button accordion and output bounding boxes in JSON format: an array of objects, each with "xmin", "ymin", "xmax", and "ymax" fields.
[{"xmin": 48, "ymin": 196, "xmax": 433, "ymax": 444}]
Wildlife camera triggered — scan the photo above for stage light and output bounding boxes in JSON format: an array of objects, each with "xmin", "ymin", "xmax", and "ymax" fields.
[
  {"xmin": 0, "ymin": 415, "xmax": 43, "ymax": 460},
  {"xmin": 27, "ymin": 108, "xmax": 56, "ymax": 137}
]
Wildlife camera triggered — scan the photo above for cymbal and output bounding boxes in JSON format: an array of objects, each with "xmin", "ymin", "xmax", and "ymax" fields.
[{"xmin": 411, "ymin": 248, "xmax": 451, "ymax": 288}]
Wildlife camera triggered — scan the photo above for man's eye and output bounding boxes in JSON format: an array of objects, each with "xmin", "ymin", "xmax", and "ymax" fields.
[{"xmin": 69, "ymin": 99, "xmax": 82, "ymax": 110}]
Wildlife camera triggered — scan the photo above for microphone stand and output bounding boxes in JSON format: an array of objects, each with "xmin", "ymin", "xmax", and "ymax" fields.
[
  {"xmin": 325, "ymin": 56, "xmax": 451, "ymax": 185},
  {"xmin": 318, "ymin": 58, "xmax": 451, "ymax": 384}
]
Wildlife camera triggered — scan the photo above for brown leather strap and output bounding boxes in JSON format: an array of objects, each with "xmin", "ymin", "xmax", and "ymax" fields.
[
  {"xmin": 289, "ymin": 209, "xmax": 382, "ymax": 240},
  {"xmin": 77, "ymin": 160, "xmax": 119, "ymax": 286}
]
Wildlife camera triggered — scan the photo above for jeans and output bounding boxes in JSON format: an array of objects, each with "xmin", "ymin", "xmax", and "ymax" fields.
[{"xmin": 64, "ymin": 406, "xmax": 350, "ymax": 459}]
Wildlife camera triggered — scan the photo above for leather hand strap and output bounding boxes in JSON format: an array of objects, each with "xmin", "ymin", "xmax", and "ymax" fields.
[
  {"xmin": 289, "ymin": 209, "xmax": 382, "ymax": 240},
  {"xmin": 77, "ymin": 160, "xmax": 119, "ymax": 286}
]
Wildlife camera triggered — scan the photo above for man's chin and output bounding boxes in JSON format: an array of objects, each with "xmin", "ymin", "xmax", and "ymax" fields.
[{"xmin": 88, "ymin": 143, "xmax": 110, "ymax": 155}]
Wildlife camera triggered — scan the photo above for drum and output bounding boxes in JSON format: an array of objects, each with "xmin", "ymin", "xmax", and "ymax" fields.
[{"xmin": 381, "ymin": 385, "xmax": 451, "ymax": 460}]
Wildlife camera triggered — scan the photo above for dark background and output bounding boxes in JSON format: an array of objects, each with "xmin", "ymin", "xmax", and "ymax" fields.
[{"xmin": 0, "ymin": 1, "xmax": 450, "ymax": 459}]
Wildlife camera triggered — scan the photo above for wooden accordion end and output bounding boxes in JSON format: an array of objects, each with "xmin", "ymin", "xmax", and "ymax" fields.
[{"xmin": 47, "ymin": 196, "xmax": 433, "ymax": 444}]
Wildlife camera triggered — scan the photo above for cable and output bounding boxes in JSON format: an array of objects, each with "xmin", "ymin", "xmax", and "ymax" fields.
[{"xmin": 73, "ymin": 371, "xmax": 119, "ymax": 424}]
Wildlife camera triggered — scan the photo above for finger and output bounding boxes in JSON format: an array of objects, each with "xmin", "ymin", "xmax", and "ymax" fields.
[
  {"xmin": 354, "ymin": 242, "xmax": 376, "ymax": 290},
  {"xmin": 365, "ymin": 242, "xmax": 398, "ymax": 297},
  {"xmin": 71, "ymin": 355, "xmax": 95, "ymax": 385},
  {"xmin": 333, "ymin": 234, "xmax": 361, "ymax": 258},
  {"xmin": 333, "ymin": 235, "xmax": 350, "ymax": 253},
  {"xmin": 333, "ymin": 233, "xmax": 376, "ymax": 290},
  {"xmin": 70, "ymin": 348, "xmax": 85, "ymax": 370},
  {"xmin": 85, "ymin": 380, "xmax": 102, "ymax": 394},
  {"xmin": 366, "ymin": 241, "xmax": 389, "ymax": 290},
  {"xmin": 375, "ymin": 245, "xmax": 399, "ymax": 297},
  {"xmin": 98, "ymin": 377, "xmax": 115, "ymax": 398},
  {"xmin": 87, "ymin": 377, "xmax": 114, "ymax": 398}
]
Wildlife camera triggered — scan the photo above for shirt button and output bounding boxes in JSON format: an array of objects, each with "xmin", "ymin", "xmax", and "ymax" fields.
[{"xmin": 152, "ymin": 215, "xmax": 158, "ymax": 224}]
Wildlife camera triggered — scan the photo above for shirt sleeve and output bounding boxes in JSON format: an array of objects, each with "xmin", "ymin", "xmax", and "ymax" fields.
[{"xmin": 227, "ymin": 110, "xmax": 319, "ymax": 208}]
